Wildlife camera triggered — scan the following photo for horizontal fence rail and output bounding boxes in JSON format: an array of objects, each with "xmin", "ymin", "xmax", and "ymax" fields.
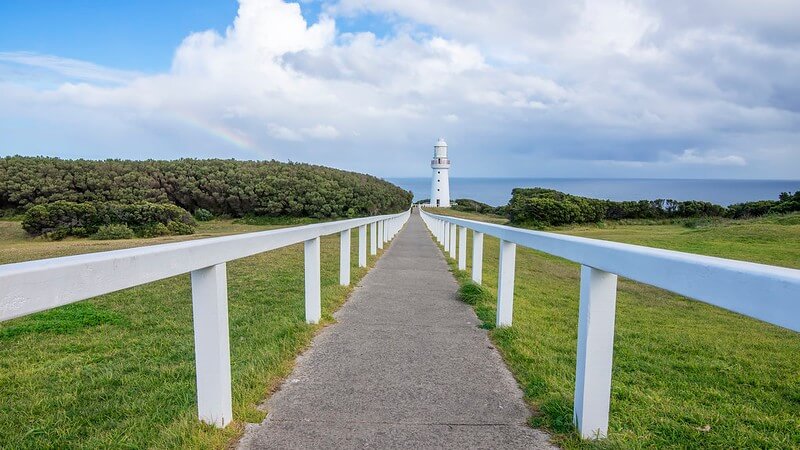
[
  {"xmin": 0, "ymin": 209, "xmax": 411, "ymax": 427},
  {"xmin": 420, "ymin": 208, "xmax": 800, "ymax": 440}
]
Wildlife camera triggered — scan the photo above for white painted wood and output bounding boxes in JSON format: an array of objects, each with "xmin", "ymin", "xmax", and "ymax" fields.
[
  {"xmin": 449, "ymin": 223, "xmax": 457, "ymax": 259},
  {"xmin": 377, "ymin": 221, "xmax": 384, "ymax": 249},
  {"xmin": 472, "ymin": 231, "xmax": 484, "ymax": 284},
  {"xmin": 370, "ymin": 221, "xmax": 378, "ymax": 255},
  {"xmin": 358, "ymin": 225, "xmax": 367, "ymax": 267},
  {"xmin": 304, "ymin": 237, "xmax": 321, "ymax": 324},
  {"xmin": 574, "ymin": 266, "xmax": 618, "ymax": 439},
  {"xmin": 190, "ymin": 263, "xmax": 233, "ymax": 427},
  {"xmin": 458, "ymin": 226, "xmax": 467, "ymax": 270},
  {"xmin": 339, "ymin": 230, "xmax": 351, "ymax": 286},
  {"xmin": 496, "ymin": 240, "xmax": 516, "ymax": 327},
  {"xmin": 419, "ymin": 210, "xmax": 800, "ymax": 332},
  {"xmin": 443, "ymin": 221, "xmax": 450, "ymax": 251},
  {"xmin": 0, "ymin": 209, "xmax": 410, "ymax": 429},
  {"xmin": 0, "ymin": 211, "xmax": 410, "ymax": 323}
]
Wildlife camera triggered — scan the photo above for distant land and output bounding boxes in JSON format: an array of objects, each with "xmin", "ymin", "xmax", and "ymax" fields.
[{"xmin": 389, "ymin": 178, "xmax": 800, "ymax": 206}]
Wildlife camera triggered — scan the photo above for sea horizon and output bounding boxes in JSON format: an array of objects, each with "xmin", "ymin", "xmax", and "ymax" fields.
[{"xmin": 388, "ymin": 177, "xmax": 800, "ymax": 207}]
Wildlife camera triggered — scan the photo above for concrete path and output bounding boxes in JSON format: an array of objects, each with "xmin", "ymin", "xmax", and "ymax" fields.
[{"xmin": 238, "ymin": 211, "xmax": 555, "ymax": 449}]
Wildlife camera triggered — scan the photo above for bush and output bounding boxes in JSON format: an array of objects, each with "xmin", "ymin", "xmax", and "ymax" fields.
[
  {"xmin": 93, "ymin": 224, "xmax": 135, "ymax": 240},
  {"xmin": 167, "ymin": 220, "xmax": 194, "ymax": 235},
  {"xmin": 0, "ymin": 156, "xmax": 412, "ymax": 218},
  {"xmin": 507, "ymin": 189, "xmax": 607, "ymax": 226},
  {"xmin": 504, "ymin": 188, "xmax": 800, "ymax": 227},
  {"xmin": 193, "ymin": 208, "xmax": 213, "ymax": 221},
  {"xmin": 136, "ymin": 222, "xmax": 170, "ymax": 238},
  {"xmin": 726, "ymin": 200, "xmax": 778, "ymax": 219},
  {"xmin": 452, "ymin": 198, "xmax": 502, "ymax": 215},
  {"xmin": 22, "ymin": 201, "xmax": 196, "ymax": 239}
]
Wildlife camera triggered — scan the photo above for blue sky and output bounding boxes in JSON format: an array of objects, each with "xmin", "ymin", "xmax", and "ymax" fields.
[
  {"xmin": 1, "ymin": 0, "xmax": 798, "ymax": 178},
  {"xmin": 0, "ymin": 1, "xmax": 238, "ymax": 72}
]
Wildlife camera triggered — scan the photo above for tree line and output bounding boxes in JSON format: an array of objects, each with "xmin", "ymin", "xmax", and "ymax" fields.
[
  {"xmin": 504, "ymin": 188, "xmax": 800, "ymax": 226},
  {"xmin": 0, "ymin": 156, "xmax": 412, "ymax": 219}
]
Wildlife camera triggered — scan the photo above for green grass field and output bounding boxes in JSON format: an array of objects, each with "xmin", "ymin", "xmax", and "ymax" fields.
[
  {"xmin": 428, "ymin": 209, "xmax": 800, "ymax": 448},
  {"xmin": 0, "ymin": 219, "xmax": 386, "ymax": 449}
]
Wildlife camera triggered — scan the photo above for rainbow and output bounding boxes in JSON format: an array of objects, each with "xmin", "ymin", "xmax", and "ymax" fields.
[{"xmin": 167, "ymin": 110, "xmax": 256, "ymax": 151}]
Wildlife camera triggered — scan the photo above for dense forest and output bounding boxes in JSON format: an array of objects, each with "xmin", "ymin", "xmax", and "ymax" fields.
[
  {"xmin": 505, "ymin": 188, "xmax": 800, "ymax": 226},
  {"xmin": 0, "ymin": 157, "xmax": 412, "ymax": 218}
]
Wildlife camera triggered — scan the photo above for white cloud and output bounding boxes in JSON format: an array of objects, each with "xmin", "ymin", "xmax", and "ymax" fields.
[
  {"xmin": 0, "ymin": 0, "xmax": 798, "ymax": 177},
  {"xmin": 0, "ymin": 51, "xmax": 141, "ymax": 84},
  {"xmin": 267, "ymin": 123, "xmax": 303, "ymax": 141},
  {"xmin": 301, "ymin": 124, "xmax": 341, "ymax": 140},
  {"xmin": 670, "ymin": 149, "xmax": 747, "ymax": 166}
]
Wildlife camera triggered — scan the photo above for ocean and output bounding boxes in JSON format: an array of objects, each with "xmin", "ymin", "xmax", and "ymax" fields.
[{"xmin": 387, "ymin": 178, "xmax": 800, "ymax": 207}]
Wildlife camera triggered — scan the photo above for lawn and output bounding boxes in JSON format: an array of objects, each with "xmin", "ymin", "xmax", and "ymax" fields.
[
  {"xmin": 429, "ymin": 209, "xmax": 800, "ymax": 448},
  {"xmin": 0, "ymin": 219, "xmax": 386, "ymax": 449}
]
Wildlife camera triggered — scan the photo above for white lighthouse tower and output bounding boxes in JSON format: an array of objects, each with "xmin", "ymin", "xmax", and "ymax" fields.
[{"xmin": 430, "ymin": 138, "xmax": 451, "ymax": 207}]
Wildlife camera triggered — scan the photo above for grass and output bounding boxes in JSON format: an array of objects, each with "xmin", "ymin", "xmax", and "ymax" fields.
[
  {"xmin": 0, "ymin": 219, "xmax": 388, "ymax": 449},
  {"xmin": 430, "ymin": 209, "xmax": 800, "ymax": 448}
]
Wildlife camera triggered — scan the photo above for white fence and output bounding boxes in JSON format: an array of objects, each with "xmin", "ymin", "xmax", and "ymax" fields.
[
  {"xmin": 0, "ymin": 210, "xmax": 411, "ymax": 427},
  {"xmin": 420, "ymin": 209, "xmax": 800, "ymax": 440}
]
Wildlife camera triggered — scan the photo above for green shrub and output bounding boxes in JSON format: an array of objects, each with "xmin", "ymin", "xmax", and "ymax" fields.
[
  {"xmin": 136, "ymin": 222, "xmax": 170, "ymax": 238},
  {"xmin": 22, "ymin": 201, "xmax": 196, "ymax": 238},
  {"xmin": 44, "ymin": 228, "xmax": 70, "ymax": 241},
  {"xmin": 1, "ymin": 156, "xmax": 412, "ymax": 218},
  {"xmin": 452, "ymin": 198, "xmax": 503, "ymax": 215},
  {"xmin": 167, "ymin": 220, "xmax": 194, "ymax": 235},
  {"xmin": 93, "ymin": 224, "xmax": 135, "ymax": 240},
  {"xmin": 193, "ymin": 208, "xmax": 213, "ymax": 221},
  {"xmin": 503, "ymin": 188, "xmax": 780, "ymax": 227}
]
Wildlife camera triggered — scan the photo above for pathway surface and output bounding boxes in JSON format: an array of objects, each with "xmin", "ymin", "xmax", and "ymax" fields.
[{"xmin": 238, "ymin": 211, "xmax": 555, "ymax": 449}]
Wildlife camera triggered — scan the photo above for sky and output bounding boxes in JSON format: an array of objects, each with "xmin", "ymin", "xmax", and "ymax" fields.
[{"xmin": 0, "ymin": 0, "xmax": 799, "ymax": 179}]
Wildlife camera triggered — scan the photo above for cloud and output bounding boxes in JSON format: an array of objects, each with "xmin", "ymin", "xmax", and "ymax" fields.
[
  {"xmin": 0, "ymin": 0, "xmax": 798, "ymax": 178},
  {"xmin": 302, "ymin": 124, "xmax": 340, "ymax": 140},
  {"xmin": 0, "ymin": 51, "xmax": 142, "ymax": 85},
  {"xmin": 669, "ymin": 149, "xmax": 747, "ymax": 166},
  {"xmin": 267, "ymin": 123, "xmax": 303, "ymax": 141}
]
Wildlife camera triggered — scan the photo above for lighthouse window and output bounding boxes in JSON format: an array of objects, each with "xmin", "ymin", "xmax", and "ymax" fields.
[
  {"xmin": 437, "ymin": 189, "xmax": 440, "ymax": 191},
  {"xmin": 437, "ymin": 171, "xmax": 440, "ymax": 174}
]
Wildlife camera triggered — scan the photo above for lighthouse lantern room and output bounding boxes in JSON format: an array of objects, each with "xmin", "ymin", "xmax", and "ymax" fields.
[{"xmin": 430, "ymin": 138, "xmax": 451, "ymax": 207}]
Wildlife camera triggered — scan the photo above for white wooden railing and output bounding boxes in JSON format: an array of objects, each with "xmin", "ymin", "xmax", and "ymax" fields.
[
  {"xmin": 420, "ymin": 208, "xmax": 800, "ymax": 440},
  {"xmin": 0, "ymin": 210, "xmax": 411, "ymax": 428}
]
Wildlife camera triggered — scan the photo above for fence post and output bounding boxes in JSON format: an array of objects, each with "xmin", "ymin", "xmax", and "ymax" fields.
[
  {"xmin": 377, "ymin": 221, "xmax": 384, "ymax": 250},
  {"xmin": 443, "ymin": 222, "xmax": 450, "ymax": 252},
  {"xmin": 472, "ymin": 231, "xmax": 484, "ymax": 284},
  {"xmin": 449, "ymin": 223, "xmax": 457, "ymax": 259},
  {"xmin": 370, "ymin": 222, "xmax": 377, "ymax": 255},
  {"xmin": 339, "ymin": 229, "xmax": 351, "ymax": 286},
  {"xmin": 358, "ymin": 224, "xmax": 367, "ymax": 267},
  {"xmin": 190, "ymin": 263, "xmax": 233, "ymax": 427},
  {"xmin": 458, "ymin": 226, "xmax": 467, "ymax": 270},
  {"xmin": 304, "ymin": 236, "xmax": 321, "ymax": 324},
  {"xmin": 496, "ymin": 240, "xmax": 516, "ymax": 327},
  {"xmin": 574, "ymin": 265, "xmax": 618, "ymax": 439}
]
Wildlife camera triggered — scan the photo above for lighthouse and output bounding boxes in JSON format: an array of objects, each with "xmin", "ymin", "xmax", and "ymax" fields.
[{"xmin": 430, "ymin": 138, "xmax": 451, "ymax": 207}]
